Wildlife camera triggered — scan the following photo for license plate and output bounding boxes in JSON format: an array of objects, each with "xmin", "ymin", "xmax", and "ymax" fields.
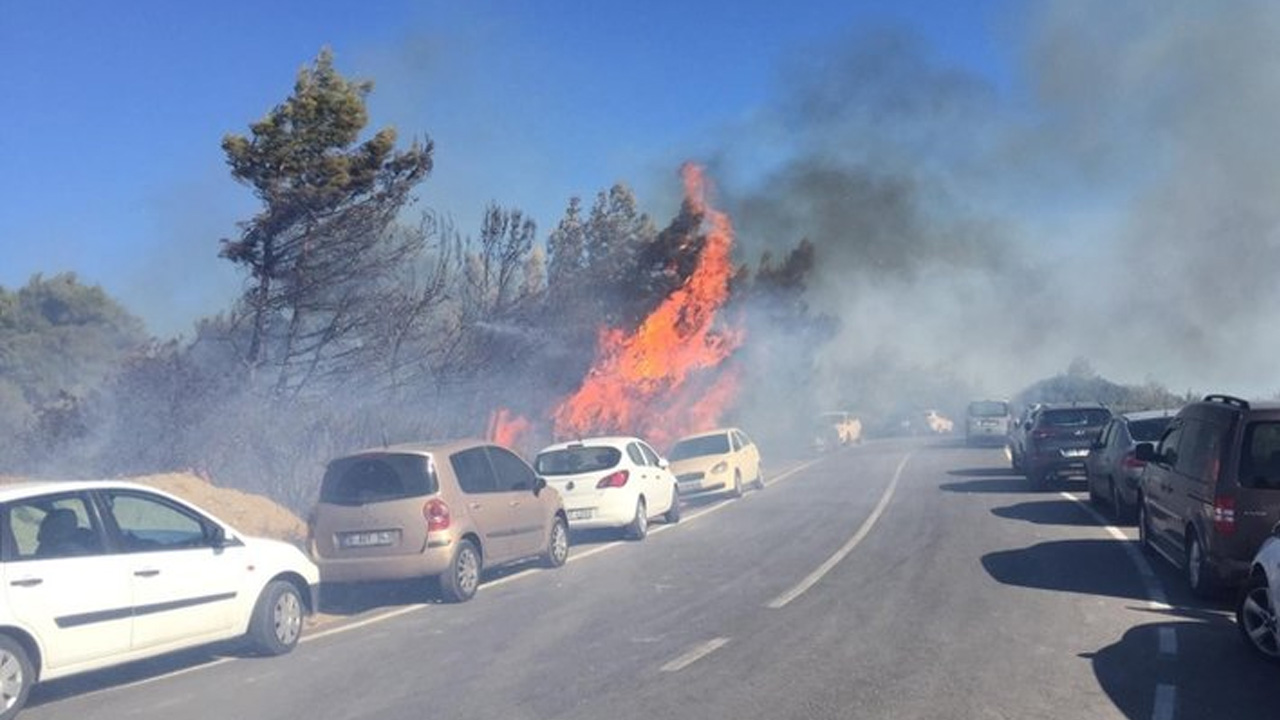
[
  {"xmin": 339, "ymin": 530, "xmax": 397, "ymax": 548},
  {"xmin": 1062, "ymin": 449, "xmax": 1089, "ymax": 458},
  {"xmin": 568, "ymin": 509, "xmax": 595, "ymax": 521}
]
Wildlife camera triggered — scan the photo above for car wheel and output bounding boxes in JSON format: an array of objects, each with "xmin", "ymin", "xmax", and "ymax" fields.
[
  {"xmin": 1110, "ymin": 481, "xmax": 1132, "ymax": 524},
  {"xmin": 626, "ymin": 498, "xmax": 649, "ymax": 541},
  {"xmin": 1138, "ymin": 499, "xmax": 1156, "ymax": 555},
  {"xmin": 0, "ymin": 635, "xmax": 33, "ymax": 720},
  {"xmin": 731, "ymin": 471, "xmax": 743, "ymax": 498},
  {"xmin": 440, "ymin": 539, "xmax": 481, "ymax": 603},
  {"xmin": 753, "ymin": 468, "xmax": 765, "ymax": 491},
  {"xmin": 1087, "ymin": 474, "xmax": 1101, "ymax": 506},
  {"xmin": 542, "ymin": 516, "xmax": 569, "ymax": 568},
  {"xmin": 1186, "ymin": 533, "xmax": 1216, "ymax": 598},
  {"xmin": 663, "ymin": 487, "xmax": 682, "ymax": 524},
  {"xmin": 246, "ymin": 580, "xmax": 304, "ymax": 656},
  {"xmin": 1237, "ymin": 573, "xmax": 1280, "ymax": 663}
]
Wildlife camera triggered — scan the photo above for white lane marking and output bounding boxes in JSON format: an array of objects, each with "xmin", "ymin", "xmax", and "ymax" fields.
[
  {"xmin": 660, "ymin": 637, "xmax": 730, "ymax": 672},
  {"xmin": 1056, "ymin": 492, "xmax": 1171, "ymax": 610},
  {"xmin": 1158, "ymin": 627, "xmax": 1177, "ymax": 656},
  {"xmin": 767, "ymin": 453, "xmax": 912, "ymax": 609},
  {"xmin": 1152, "ymin": 683, "xmax": 1177, "ymax": 720}
]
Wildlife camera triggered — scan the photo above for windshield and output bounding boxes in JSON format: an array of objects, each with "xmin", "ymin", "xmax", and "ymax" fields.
[
  {"xmin": 320, "ymin": 454, "xmax": 437, "ymax": 505},
  {"xmin": 1039, "ymin": 408, "xmax": 1111, "ymax": 427},
  {"xmin": 968, "ymin": 401, "xmax": 1009, "ymax": 417},
  {"xmin": 535, "ymin": 446, "xmax": 622, "ymax": 476},
  {"xmin": 670, "ymin": 434, "xmax": 731, "ymax": 460}
]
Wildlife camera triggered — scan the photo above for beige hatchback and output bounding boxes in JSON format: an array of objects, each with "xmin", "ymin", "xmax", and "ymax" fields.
[{"xmin": 310, "ymin": 440, "xmax": 569, "ymax": 602}]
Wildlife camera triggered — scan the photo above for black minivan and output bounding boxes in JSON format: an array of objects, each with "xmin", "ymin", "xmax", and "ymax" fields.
[{"xmin": 1137, "ymin": 394, "xmax": 1280, "ymax": 596}]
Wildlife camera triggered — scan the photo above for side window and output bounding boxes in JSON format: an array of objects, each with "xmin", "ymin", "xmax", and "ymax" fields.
[
  {"xmin": 738, "ymin": 430, "xmax": 755, "ymax": 448},
  {"xmin": 1176, "ymin": 419, "xmax": 1224, "ymax": 483},
  {"xmin": 730, "ymin": 433, "xmax": 742, "ymax": 451},
  {"xmin": 1240, "ymin": 422, "xmax": 1280, "ymax": 489},
  {"xmin": 1157, "ymin": 422, "xmax": 1183, "ymax": 467},
  {"xmin": 626, "ymin": 443, "xmax": 647, "ymax": 466},
  {"xmin": 1097, "ymin": 421, "xmax": 1113, "ymax": 447},
  {"xmin": 638, "ymin": 442, "xmax": 662, "ymax": 467},
  {"xmin": 3, "ymin": 493, "xmax": 103, "ymax": 561},
  {"xmin": 487, "ymin": 447, "xmax": 538, "ymax": 492},
  {"xmin": 101, "ymin": 491, "xmax": 211, "ymax": 552},
  {"xmin": 451, "ymin": 447, "xmax": 498, "ymax": 494}
]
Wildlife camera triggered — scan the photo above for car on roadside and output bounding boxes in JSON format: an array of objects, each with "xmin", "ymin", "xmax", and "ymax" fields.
[
  {"xmin": 1085, "ymin": 409, "xmax": 1175, "ymax": 522},
  {"xmin": 1237, "ymin": 532, "xmax": 1280, "ymax": 663},
  {"xmin": 534, "ymin": 436, "xmax": 680, "ymax": 540},
  {"xmin": 1008, "ymin": 403, "xmax": 1044, "ymax": 472},
  {"xmin": 965, "ymin": 399, "xmax": 1012, "ymax": 446},
  {"xmin": 669, "ymin": 428, "xmax": 763, "ymax": 498},
  {"xmin": 0, "ymin": 480, "xmax": 318, "ymax": 720},
  {"xmin": 1137, "ymin": 394, "xmax": 1280, "ymax": 597},
  {"xmin": 812, "ymin": 411, "xmax": 862, "ymax": 452},
  {"xmin": 310, "ymin": 440, "xmax": 568, "ymax": 603},
  {"xmin": 1020, "ymin": 403, "xmax": 1113, "ymax": 489}
]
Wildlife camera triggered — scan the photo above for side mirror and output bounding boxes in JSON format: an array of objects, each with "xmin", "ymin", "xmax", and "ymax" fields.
[
  {"xmin": 532, "ymin": 476, "xmax": 547, "ymax": 496},
  {"xmin": 1134, "ymin": 443, "xmax": 1157, "ymax": 463},
  {"xmin": 1023, "ymin": 421, "xmax": 1032, "ymax": 431},
  {"xmin": 1092, "ymin": 440, "xmax": 1105, "ymax": 450},
  {"xmin": 207, "ymin": 524, "xmax": 228, "ymax": 548},
  {"xmin": 658, "ymin": 458, "xmax": 670, "ymax": 470}
]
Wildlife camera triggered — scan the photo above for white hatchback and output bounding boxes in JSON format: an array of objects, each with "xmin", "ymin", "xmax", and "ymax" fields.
[
  {"xmin": 534, "ymin": 437, "xmax": 680, "ymax": 540},
  {"xmin": 0, "ymin": 481, "xmax": 318, "ymax": 719}
]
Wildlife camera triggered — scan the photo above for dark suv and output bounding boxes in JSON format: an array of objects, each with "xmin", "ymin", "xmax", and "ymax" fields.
[
  {"xmin": 1021, "ymin": 404, "xmax": 1113, "ymax": 489},
  {"xmin": 1136, "ymin": 395, "xmax": 1280, "ymax": 596}
]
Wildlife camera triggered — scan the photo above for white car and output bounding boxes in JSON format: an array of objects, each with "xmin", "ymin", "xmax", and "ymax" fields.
[
  {"xmin": 669, "ymin": 427, "xmax": 763, "ymax": 498},
  {"xmin": 0, "ymin": 481, "xmax": 318, "ymax": 719},
  {"xmin": 1237, "ymin": 534, "xmax": 1280, "ymax": 662},
  {"xmin": 534, "ymin": 437, "xmax": 680, "ymax": 540}
]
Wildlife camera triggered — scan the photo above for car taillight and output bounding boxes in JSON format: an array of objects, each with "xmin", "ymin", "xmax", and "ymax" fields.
[
  {"xmin": 424, "ymin": 498, "xmax": 451, "ymax": 531},
  {"xmin": 1213, "ymin": 496, "xmax": 1236, "ymax": 536},
  {"xmin": 597, "ymin": 470, "xmax": 630, "ymax": 489},
  {"xmin": 1121, "ymin": 452, "xmax": 1145, "ymax": 470}
]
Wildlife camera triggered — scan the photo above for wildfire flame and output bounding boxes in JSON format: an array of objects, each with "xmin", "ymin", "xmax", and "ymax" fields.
[
  {"xmin": 488, "ymin": 408, "xmax": 531, "ymax": 450},
  {"xmin": 550, "ymin": 163, "xmax": 743, "ymax": 448}
]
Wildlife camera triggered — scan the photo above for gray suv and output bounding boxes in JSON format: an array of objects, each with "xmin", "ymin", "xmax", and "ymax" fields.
[{"xmin": 1137, "ymin": 395, "xmax": 1280, "ymax": 597}]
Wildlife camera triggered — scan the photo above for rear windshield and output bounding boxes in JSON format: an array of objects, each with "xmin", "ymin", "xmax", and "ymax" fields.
[
  {"xmin": 321, "ymin": 453, "xmax": 437, "ymax": 505},
  {"xmin": 1128, "ymin": 417, "xmax": 1171, "ymax": 442},
  {"xmin": 1240, "ymin": 422, "xmax": 1280, "ymax": 490},
  {"xmin": 535, "ymin": 446, "xmax": 622, "ymax": 476},
  {"xmin": 968, "ymin": 401, "xmax": 1009, "ymax": 418},
  {"xmin": 670, "ymin": 434, "xmax": 730, "ymax": 460},
  {"xmin": 1039, "ymin": 408, "xmax": 1111, "ymax": 427}
]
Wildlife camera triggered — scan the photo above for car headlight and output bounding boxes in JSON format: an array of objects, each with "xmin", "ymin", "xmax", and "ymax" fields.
[{"xmin": 711, "ymin": 461, "xmax": 728, "ymax": 474}]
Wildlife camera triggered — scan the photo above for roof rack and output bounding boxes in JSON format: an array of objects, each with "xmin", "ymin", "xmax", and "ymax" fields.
[{"xmin": 1203, "ymin": 394, "xmax": 1250, "ymax": 410}]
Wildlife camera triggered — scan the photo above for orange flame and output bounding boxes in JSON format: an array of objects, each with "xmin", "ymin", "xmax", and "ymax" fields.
[
  {"xmin": 488, "ymin": 408, "xmax": 531, "ymax": 451},
  {"xmin": 551, "ymin": 163, "xmax": 743, "ymax": 448}
]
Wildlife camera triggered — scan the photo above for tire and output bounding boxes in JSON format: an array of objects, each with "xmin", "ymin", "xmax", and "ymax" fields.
[
  {"xmin": 246, "ymin": 580, "xmax": 305, "ymax": 656},
  {"xmin": 1237, "ymin": 573, "xmax": 1280, "ymax": 663},
  {"xmin": 440, "ymin": 539, "xmax": 482, "ymax": 603},
  {"xmin": 731, "ymin": 472, "xmax": 744, "ymax": 499},
  {"xmin": 1186, "ymin": 532, "xmax": 1217, "ymax": 598},
  {"xmin": 1110, "ymin": 481, "xmax": 1133, "ymax": 524},
  {"xmin": 1087, "ymin": 474, "xmax": 1101, "ymax": 506},
  {"xmin": 663, "ymin": 487, "xmax": 682, "ymax": 524},
  {"xmin": 0, "ymin": 635, "xmax": 33, "ymax": 720},
  {"xmin": 1138, "ymin": 499, "xmax": 1156, "ymax": 556},
  {"xmin": 753, "ymin": 468, "xmax": 765, "ymax": 491},
  {"xmin": 626, "ymin": 498, "xmax": 649, "ymax": 541},
  {"xmin": 542, "ymin": 516, "xmax": 569, "ymax": 568}
]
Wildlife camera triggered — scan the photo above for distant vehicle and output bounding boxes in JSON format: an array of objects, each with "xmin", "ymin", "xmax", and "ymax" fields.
[
  {"xmin": 813, "ymin": 411, "xmax": 862, "ymax": 452},
  {"xmin": 1021, "ymin": 404, "xmax": 1113, "ymax": 489},
  {"xmin": 1237, "ymin": 533, "xmax": 1280, "ymax": 663},
  {"xmin": 534, "ymin": 436, "xmax": 680, "ymax": 540},
  {"xmin": 669, "ymin": 428, "xmax": 763, "ymax": 498},
  {"xmin": 311, "ymin": 440, "xmax": 568, "ymax": 603},
  {"xmin": 923, "ymin": 409, "xmax": 954, "ymax": 434},
  {"xmin": 965, "ymin": 400, "xmax": 1012, "ymax": 446},
  {"xmin": 1138, "ymin": 394, "xmax": 1280, "ymax": 597},
  {"xmin": 1085, "ymin": 409, "xmax": 1175, "ymax": 522},
  {"xmin": 0, "ymin": 481, "xmax": 318, "ymax": 720}
]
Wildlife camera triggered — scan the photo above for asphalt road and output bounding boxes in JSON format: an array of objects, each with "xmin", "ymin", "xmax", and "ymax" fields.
[{"xmin": 21, "ymin": 438, "xmax": 1280, "ymax": 719}]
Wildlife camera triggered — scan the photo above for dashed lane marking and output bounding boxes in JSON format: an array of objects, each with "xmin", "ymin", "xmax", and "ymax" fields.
[
  {"xmin": 1153, "ymin": 684, "xmax": 1177, "ymax": 720},
  {"xmin": 660, "ymin": 638, "xmax": 730, "ymax": 672},
  {"xmin": 766, "ymin": 453, "xmax": 912, "ymax": 609}
]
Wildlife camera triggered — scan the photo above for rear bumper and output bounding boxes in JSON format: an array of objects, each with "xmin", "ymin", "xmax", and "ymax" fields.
[
  {"xmin": 565, "ymin": 494, "xmax": 638, "ymax": 529},
  {"xmin": 317, "ymin": 546, "xmax": 454, "ymax": 583}
]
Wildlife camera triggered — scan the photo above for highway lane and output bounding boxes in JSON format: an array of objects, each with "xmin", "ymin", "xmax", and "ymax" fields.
[{"xmin": 21, "ymin": 438, "xmax": 1280, "ymax": 719}]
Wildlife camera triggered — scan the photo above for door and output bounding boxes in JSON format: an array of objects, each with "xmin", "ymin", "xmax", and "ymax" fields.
[
  {"xmin": 626, "ymin": 442, "xmax": 659, "ymax": 517},
  {"xmin": 638, "ymin": 441, "xmax": 676, "ymax": 515},
  {"xmin": 1168, "ymin": 419, "xmax": 1223, "ymax": 555},
  {"xmin": 0, "ymin": 492, "xmax": 133, "ymax": 673},
  {"xmin": 735, "ymin": 430, "xmax": 761, "ymax": 483},
  {"xmin": 1143, "ymin": 420, "xmax": 1183, "ymax": 545},
  {"xmin": 1234, "ymin": 420, "xmax": 1280, "ymax": 556},
  {"xmin": 451, "ymin": 446, "xmax": 515, "ymax": 561},
  {"xmin": 487, "ymin": 446, "xmax": 547, "ymax": 557},
  {"xmin": 1088, "ymin": 420, "xmax": 1117, "ymax": 493},
  {"xmin": 96, "ymin": 489, "xmax": 242, "ymax": 651}
]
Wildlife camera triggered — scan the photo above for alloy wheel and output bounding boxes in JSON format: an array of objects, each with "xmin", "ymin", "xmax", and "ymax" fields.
[{"xmin": 1241, "ymin": 585, "xmax": 1280, "ymax": 658}]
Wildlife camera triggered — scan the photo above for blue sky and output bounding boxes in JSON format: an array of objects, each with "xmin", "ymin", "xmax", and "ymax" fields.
[{"xmin": 1, "ymin": 0, "xmax": 1017, "ymax": 337}]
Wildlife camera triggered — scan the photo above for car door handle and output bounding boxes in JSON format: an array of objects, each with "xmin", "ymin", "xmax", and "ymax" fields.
[
  {"xmin": 134, "ymin": 569, "xmax": 161, "ymax": 578},
  {"xmin": 9, "ymin": 578, "xmax": 42, "ymax": 588},
  {"xmin": 508, "ymin": 500, "xmax": 521, "ymax": 507},
  {"xmin": 469, "ymin": 503, "xmax": 483, "ymax": 510}
]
